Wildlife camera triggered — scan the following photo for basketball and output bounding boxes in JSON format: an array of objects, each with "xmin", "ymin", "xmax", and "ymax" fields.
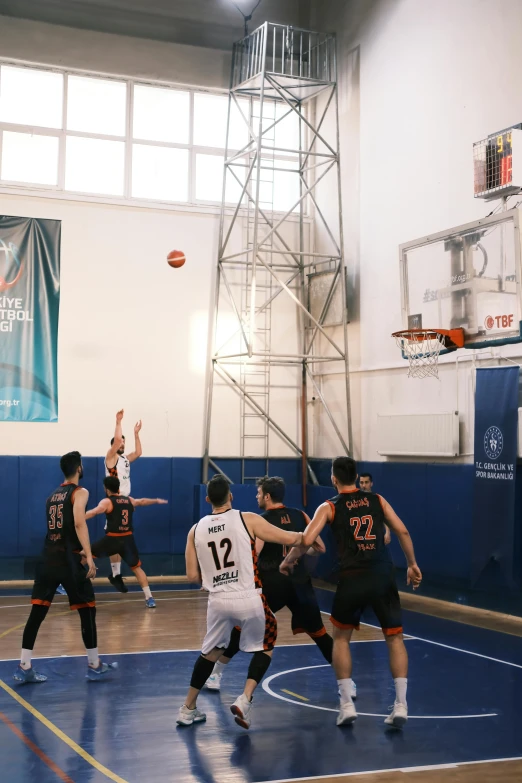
[{"xmin": 167, "ymin": 250, "xmax": 186, "ymax": 268}]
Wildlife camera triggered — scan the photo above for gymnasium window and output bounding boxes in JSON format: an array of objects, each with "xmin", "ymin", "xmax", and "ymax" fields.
[{"xmin": 0, "ymin": 62, "xmax": 304, "ymax": 214}]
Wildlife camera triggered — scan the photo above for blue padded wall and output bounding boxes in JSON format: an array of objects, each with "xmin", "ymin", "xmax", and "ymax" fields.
[
  {"xmin": 1, "ymin": 455, "xmax": 520, "ymax": 606},
  {"xmin": 0, "ymin": 457, "xmax": 303, "ymax": 579},
  {"xmin": 0, "ymin": 457, "xmax": 19, "ymax": 577}
]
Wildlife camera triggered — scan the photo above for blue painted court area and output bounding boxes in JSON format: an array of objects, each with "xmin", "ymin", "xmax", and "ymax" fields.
[{"xmin": 1, "ymin": 593, "xmax": 522, "ymax": 783}]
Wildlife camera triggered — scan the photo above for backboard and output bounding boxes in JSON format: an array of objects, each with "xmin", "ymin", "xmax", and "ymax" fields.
[{"xmin": 399, "ymin": 209, "xmax": 522, "ymax": 349}]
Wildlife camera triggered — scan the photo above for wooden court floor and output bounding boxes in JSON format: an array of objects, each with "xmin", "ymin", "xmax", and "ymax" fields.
[{"xmin": 0, "ymin": 585, "xmax": 521, "ymax": 783}]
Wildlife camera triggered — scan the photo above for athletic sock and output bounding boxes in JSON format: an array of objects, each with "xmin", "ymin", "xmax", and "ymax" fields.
[
  {"xmin": 337, "ymin": 678, "xmax": 354, "ymax": 704},
  {"xmin": 394, "ymin": 677, "xmax": 407, "ymax": 705},
  {"xmin": 20, "ymin": 648, "xmax": 32, "ymax": 670},
  {"xmin": 111, "ymin": 563, "xmax": 121, "ymax": 577},
  {"xmin": 86, "ymin": 648, "xmax": 100, "ymax": 668},
  {"xmin": 143, "ymin": 587, "xmax": 152, "ymax": 600},
  {"xmin": 212, "ymin": 660, "xmax": 228, "ymax": 677}
]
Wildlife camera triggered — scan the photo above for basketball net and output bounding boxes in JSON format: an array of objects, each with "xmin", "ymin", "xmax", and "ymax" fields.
[{"xmin": 393, "ymin": 330, "xmax": 445, "ymax": 379}]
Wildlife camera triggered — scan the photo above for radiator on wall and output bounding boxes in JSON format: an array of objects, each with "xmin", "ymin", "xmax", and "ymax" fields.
[{"xmin": 377, "ymin": 412, "xmax": 460, "ymax": 457}]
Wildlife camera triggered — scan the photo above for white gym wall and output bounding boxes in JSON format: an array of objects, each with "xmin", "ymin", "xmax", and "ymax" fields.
[
  {"xmin": 312, "ymin": 0, "xmax": 522, "ymax": 462},
  {"xmin": 4, "ymin": 1, "xmax": 521, "ymax": 462},
  {"xmin": 0, "ymin": 14, "xmax": 303, "ymax": 458}
]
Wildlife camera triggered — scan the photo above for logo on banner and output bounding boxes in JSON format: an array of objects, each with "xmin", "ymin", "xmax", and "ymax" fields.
[
  {"xmin": 0, "ymin": 239, "xmax": 23, "ymax": 293},
  {"xmin": 484, "ymin": 426, "xmax": 503, "ymax": 460}
]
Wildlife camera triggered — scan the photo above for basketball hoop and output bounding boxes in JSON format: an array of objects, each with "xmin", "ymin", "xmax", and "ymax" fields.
[{"xmin": 392, "ymin": 328, "xmax": 464, "ymax": 379}]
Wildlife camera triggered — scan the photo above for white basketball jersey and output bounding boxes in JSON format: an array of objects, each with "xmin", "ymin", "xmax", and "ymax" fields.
[
  {"xmin": 105, "ymin": 454, "xmax": 131, "ymax": 496},
  {"xmin": 194, "ymin": 508, "xmax": 261, "ymax": 595}
]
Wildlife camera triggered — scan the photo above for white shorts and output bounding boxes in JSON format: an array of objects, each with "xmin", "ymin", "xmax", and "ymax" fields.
[{"xmin": 201, "ymin": 590, "xmax": 277, "ymax": 654}]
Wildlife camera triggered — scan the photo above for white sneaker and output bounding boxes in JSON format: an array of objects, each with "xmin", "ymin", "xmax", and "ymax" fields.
[
  {"xmin": 384, "ymin": 701, "xmax": 408, "ymax": 728},
  {"xmin": 337, "ymin": 681, "xmax": 357, "ymax": 700},
  {"xmin": 230, "ymin": 693, "xmax": 252, "ymax": 729},
  {"xmin": 205, "ymin": 672, "xmax": 222, "ymax": 691},
  {"xmin": 336, "ymin": 700, "xmax": 358, "ymax": 726},
  {"xmin": 176, "ymin": 704, "xmax": 207, "ymax": 726}
]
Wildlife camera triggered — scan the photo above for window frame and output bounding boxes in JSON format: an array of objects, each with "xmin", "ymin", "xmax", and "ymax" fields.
[{"xmin": 0, "ymin": 58, "xmax": 307, "ymax": 218}]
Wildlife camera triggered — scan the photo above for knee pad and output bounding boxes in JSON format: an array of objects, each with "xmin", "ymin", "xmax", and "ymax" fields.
[
  {"xmin": 190, "ymin": 654, "xmax": 217, "ymax": 690},
  {"xmin": 223, "ymin": 626, "xmax": 241, "ymax": 659},
  {"xmin": 247, "ymin": 651, "xmax": 272, "ymax": 684}
]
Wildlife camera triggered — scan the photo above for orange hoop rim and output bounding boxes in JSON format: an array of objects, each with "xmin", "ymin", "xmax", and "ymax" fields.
[{"xmin": 392, "ymin": 327, "xmax": 465, "ymax": 348}]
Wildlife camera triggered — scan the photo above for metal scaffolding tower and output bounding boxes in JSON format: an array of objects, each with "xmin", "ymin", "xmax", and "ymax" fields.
[{"xmin": 203, "ymin": 22, "xmax": 352, "ymax": 487}]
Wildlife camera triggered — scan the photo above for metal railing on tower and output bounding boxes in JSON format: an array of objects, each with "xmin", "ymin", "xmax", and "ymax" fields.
[{"xmin": 203, "ymin": 22, "xmax": 352, "ymax": 493}]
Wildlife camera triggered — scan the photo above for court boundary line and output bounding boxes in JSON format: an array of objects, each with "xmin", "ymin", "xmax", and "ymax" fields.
[
  {"xmin": 0, "ymin": 639, "xmax": 385, "ymax": 663},
  {"xmin": 256, "ymin": 756, "xmax": 522, "ymax": 783},
  {"xmin": 262, "ymin": 663, "xmax": 498, "ymax": 719},
  {"xmin": 0, "ymin": 679, "xmax": 129, "ymax": 783},
  {"xmin": 319, "ymin": 612, "xmax": 522, "ymax": 670}
]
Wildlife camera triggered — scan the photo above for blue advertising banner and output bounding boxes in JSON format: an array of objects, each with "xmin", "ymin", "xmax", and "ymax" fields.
[
  {"xmin": 0, "ymin": 216, "xmax": 61, "ymax": 422},
  {"xmin": 472, "ymin": 366, "xmax": 519, "ymax": 586}
]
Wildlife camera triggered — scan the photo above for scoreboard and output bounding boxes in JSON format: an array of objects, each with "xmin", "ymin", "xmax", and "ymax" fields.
[{"xmin": 474, "ymin": 124, "xmax": 522, "ymax": 200}]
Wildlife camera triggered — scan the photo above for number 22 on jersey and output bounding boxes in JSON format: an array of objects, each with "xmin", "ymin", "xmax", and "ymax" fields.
[{"xmin": 350, "ymin": 515, "xmax": 376, "ymax": 541}]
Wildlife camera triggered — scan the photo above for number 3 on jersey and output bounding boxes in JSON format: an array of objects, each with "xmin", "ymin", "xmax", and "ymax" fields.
[
  {"xmin": 208, "ymin": 538, "xmax": 235, "ymax": 570},
  {"xmin": 350, "ymin": 514, "xmax": 376, "ymax": 541}
]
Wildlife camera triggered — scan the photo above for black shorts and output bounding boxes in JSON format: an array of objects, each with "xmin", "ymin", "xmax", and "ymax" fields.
[
  {"xmin": 91, "ymin": 534, "xmax": 141, "ymax": 570},
  {"xmin": 31, "ymin": 555, "xmax": 95, "ymax": 610},
  {"xmin": 260, "ymin": 570, "xmax": 326, "ymax": 637},
  {"xmin": 330, "ymin": 565, "xmax": 403, "ymax": 635}
]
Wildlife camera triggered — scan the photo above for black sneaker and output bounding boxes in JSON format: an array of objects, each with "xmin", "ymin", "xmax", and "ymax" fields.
[{"xmin": 108, "ymin": 574, "xmax": 128, "ymax": 593}]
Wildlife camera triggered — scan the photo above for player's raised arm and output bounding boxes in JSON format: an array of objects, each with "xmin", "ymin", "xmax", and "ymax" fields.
[
  {"xmin": 243, "ymin": 512, "xmax": 304, "ymax": 547},
  {"xmin": 106, "ymin": 409, "xmax": 124, "ymax": 463},
  {"xmin": 130, "ymin": 497, "xmax": 168, "ymax": 507},
  {"xmin": 85, "ymin": 498, "xmax": 112, "ymax": 520},
  {"xmin": 127, "ymin": 420, "xmax": 143, "ymax": 463},
  {"xmin": 73, "ymin": 488, "xmax": 96, "ymax": 579},
  {"xmin": 185, "ymin": 525, "xmax": 201, "ymax": 584},
  {"xmin": 379, "ymin": 495, "xmax": 422, "ymax": 589}
]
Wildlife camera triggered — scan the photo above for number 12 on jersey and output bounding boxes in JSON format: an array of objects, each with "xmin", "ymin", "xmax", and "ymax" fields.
[{"xmin": 208, "ymin": 538, "xmax": 235, "ymax": 571}]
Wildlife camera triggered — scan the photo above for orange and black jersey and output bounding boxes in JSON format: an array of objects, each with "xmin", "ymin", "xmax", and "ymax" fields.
[
  {"xmin": 327, "ymin": 489, "xmax": 391, "ymax": 571},
  {"xmin": 106, "ymin": 495, "xmax": 134, "ymax": 536},
  {"xmin": 258, "ymin": 506, "xmax": 308, "ymax": 581},
  {"xmin": 44, "ymin": 483, "xmax": 82, "ymax": 562}
]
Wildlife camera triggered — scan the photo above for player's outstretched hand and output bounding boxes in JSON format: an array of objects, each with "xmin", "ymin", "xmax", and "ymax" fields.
[
  {"xmin": 134, "ymin": 420, "xmax": 142, "ymax": 434},
  {"xmin": 116, "ymin": 409, "xmax": 124, "ymax": 422},
  {"xmin": 407, "ymin": 564, "xmax": 422, "ymax": 590},
  {"xmin": 85, "ymin": 556, "xmax": 97, "ymax": 580},
  {"xmin": 156, "ymin": 498, "xmax": 168, "ymax": 504}
]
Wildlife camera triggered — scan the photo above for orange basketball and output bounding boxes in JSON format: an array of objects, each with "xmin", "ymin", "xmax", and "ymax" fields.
[{"xmin": 167, "ymin": 249, "xmax": 186, "ymax": 268}]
